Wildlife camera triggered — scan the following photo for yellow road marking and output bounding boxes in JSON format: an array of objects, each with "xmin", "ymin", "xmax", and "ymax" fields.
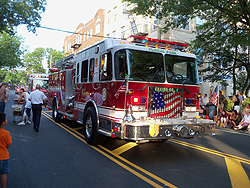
[
  {"xmin": 100, "ymin": 145, "xmax": 178, "ymax": 188},
  {"xmin": 169, "ymin": 139, "xmax": 250, "ymax": 165},
  {"xmin": 41, "ymin": 112, "xmax": 171, "ymax": 187},
  {"xmin": 72, "ymin": 127, "xmax": 83, "ymax": 131},
  {"xmin": 225, "ymin": 157, "xmax": 250, "ymax": 188},
  {"xmin": 112, "ymin": 142, "xmax": 138, "ymax": 155},
  {"xmin": 42, "ymin": 111, "xmax": 250, "ymax": 188}
]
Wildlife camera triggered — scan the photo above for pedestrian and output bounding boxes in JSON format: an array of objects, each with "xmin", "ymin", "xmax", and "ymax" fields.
[
  {"xmin": 28, "ymin": 84, "xmax": 47, "ymax": 132},
  {"xmin": 0, "ymin": 83, "xmax": 9, "ymax": 113},
  {"xmin": 237, "ymin": 91, "xmax": 244, "ymax": 113},
  {"xmin": 234, "ymin": 109, "xmax": 250, "ymax": 130},
  {"xmin": 208, "ymin": 99, "xmax": 216, "ymax": 120},
  {"xmin": 242, "ymin": 103, "xmax": 250, "ymax": 117},
  {"xmin": 202, "ymin": 94, "xmax": 209, "ymax": 107},
  {"xmin": 233, "ymin": 94, "xmax": 240, "ymax": 113},
  {"xmin": 218, "ymin": 90, "xmax": 226, "ymax": 109},
  {"xmin": 0, "ymin": 112, "xmax": 12, "ymax": 188},
  {"xmin": 17, "ymin": 88, "xmax": 32, "ymax": 126},
  {"xmin": 229, "ymin": 110, "xmax": 240, "ymax": 129}
]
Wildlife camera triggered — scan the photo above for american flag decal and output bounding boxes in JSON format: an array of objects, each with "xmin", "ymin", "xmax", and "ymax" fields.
[
  {"xmin": 114, "ymin": 80, "xmax": 127, "ymax": 98},
  {"xmin": 150, "ymin": 90, "xmax": 182, "ymax": 118}
]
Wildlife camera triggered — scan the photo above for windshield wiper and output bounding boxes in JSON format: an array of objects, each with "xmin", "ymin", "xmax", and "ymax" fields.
[
  {"xmin": 182, "ymin": 79, "xmax": 190, "ymax": 93},
  {"xmin": 139, "ymin": 69, "xmax": 159, "ymax": 91}
]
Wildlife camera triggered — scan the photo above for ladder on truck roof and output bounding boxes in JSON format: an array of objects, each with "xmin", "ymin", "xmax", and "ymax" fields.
[{"xmin": 53, "ymin": 54, "xmax": 75, "ymax": 70}]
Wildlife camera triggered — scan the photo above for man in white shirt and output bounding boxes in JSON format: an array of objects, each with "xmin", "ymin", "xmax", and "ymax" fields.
[
  {"xmin": 202, "ymin": 94, "xmax": 209, "ymax": 107},
  {"xmin": 29, "ymin": 84, "xmax": 47, "ymax": 132}
]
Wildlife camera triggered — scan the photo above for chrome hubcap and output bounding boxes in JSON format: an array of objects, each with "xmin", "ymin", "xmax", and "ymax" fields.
[{"xmin": 85, "ymin": 116, "xmax": 92, "ymax": 138}]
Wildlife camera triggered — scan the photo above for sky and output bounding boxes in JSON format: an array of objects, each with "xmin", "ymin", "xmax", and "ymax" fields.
[{"xmin": 17, "ymin": 0, "xmax": 106, "ymax": 68}]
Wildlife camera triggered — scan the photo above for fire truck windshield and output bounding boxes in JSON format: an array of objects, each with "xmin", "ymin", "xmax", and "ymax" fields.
[
  {"xmin": 165, "ymin": 55, "xmax": 199, "ymax": 85},
  {"xmin": 33, "ymin": 79, "xmax": 49, "ymax": 90},
  {"xmin": 115, "ymin": 49, "xmax": 165, "ymax": 82},
  {"xmin": 115, "ymin": 49, "xmax": 199, "ymax": 85}
]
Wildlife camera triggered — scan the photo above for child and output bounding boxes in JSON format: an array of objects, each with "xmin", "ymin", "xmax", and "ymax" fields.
[{"xmin": 0, "ymin": 112, "xmax": 12, "ymax": 188}]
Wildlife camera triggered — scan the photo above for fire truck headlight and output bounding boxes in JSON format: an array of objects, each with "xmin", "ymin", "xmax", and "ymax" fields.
[
  {"xmin": 132, "ymin": 105, "xmax": 146, "ymax": 112},
  {"xmin": 185, "ymin": 106, "xmax": 197, "ymax": 112}
]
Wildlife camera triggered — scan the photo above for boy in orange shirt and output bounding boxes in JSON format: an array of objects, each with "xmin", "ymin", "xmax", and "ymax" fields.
[{"xmin": 0, "ymin": 112, "xmax": 12, "ymax": 188}]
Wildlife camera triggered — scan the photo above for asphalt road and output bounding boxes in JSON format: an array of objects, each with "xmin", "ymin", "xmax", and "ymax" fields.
[{"xmin": 3, "ymin": 90, "xmax": 250, "ymax": 188}]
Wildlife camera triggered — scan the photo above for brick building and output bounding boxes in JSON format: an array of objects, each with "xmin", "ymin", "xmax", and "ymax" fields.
[{"xmin": 63, "ymin": 9, "xmax": 105, "ymax": 55}]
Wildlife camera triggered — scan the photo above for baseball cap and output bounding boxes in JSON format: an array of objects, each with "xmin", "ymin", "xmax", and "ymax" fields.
[{"xmin": 2, "ymin": 82, "xmax": 6, "ymax": 85}]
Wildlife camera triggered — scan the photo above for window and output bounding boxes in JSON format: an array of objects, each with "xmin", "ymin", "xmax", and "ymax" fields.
[
  {"xmin": 115, "ymin": 50, "xmax": 165, "ymax": 82},
  {"xmin": 115, "ymin": 50, "xmax": 128, "ymax": 79},
  {"xmin": 131, "ymin": 21, "xmax": 136, "ymax": 35},
  {"xmin": 89, "ymin": 58, "xmax": 95, "ymax": 82},
  {"xmin": 196, "ymin": 16, "xmax": 203, "ymax": 33},
  {"xmin": 173, "ymin": 15, "xmax": 190, "ymax": 31},
  {"xmin": 100, "ymin": 52, "xmax": 112, "ymax": 81},
  {"xmin": 81, "ymin": 60, "xmax": 88, "ymax": 82},
  {"xmin": 165, "ymin": 55, "xmax": 198, "ymax": 85},
  {"xmin": 121, "ymin": 26, "xmax": 125, "ymax": 39},
  {"xmin": 95, "ymin": 22, "xmax": 100, "ymax": 34},
  {"xmin": 114, "ymin": 14, "xmax": 117, "ymax": 21},
  {"xmin": 112, "ymin": 30, "xmax": 116, "ymax": 38},
  {"xmin": 83, "ymin": 32, "xmax": 86, "ymax": 41},
  {"xmin": 87, "ymin": 30, "xmax": 89, "ymax": 40},
  {"xmin": 90, "ymin": 28, "xmax": 93, "ymax": 38},
  {"xmin": 76, "ymin": 63, "xmax": 80, "ymax": 83},
  {"xmin": 143, "ymin": 24, "xmax": 148, "ymax": 33}
]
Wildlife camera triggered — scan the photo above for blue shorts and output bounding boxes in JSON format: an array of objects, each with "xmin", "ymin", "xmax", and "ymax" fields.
[{"xmin": 0, "ymin": 159, "xmax": 10, "ymax": 174}]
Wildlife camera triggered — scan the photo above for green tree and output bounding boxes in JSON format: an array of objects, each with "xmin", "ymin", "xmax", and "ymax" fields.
[
  {"xmin": 123, "ymin": 0, "xmax": 250, "ymax": 95},
  {"xmin": 0, "ymin": 31, "xmax": 24, "ymax": 69},
  {"xmin": 4, "ymin": 70, "xmax": 27, "ymax": 86},
  {"xmin": 23, "ymin": 47, "xmax": 46, "ymax": 73},
  {"xmin": 46, "ymin": 48, "xmax": 63, "ymax": 68},
  {"xmin": 0, "ymin": 0, "xmax": 47, "ymax": 34}
]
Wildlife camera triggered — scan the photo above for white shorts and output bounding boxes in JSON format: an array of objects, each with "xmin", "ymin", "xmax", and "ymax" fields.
[{"xmin": 23, "ymin": 108, "xmax": 31, "ymax": 117}]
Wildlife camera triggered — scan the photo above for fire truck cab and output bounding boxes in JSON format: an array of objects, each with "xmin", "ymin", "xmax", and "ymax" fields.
[{"xmin": 48, "ymin": 36, "xmax": 215, "ymax": 145}]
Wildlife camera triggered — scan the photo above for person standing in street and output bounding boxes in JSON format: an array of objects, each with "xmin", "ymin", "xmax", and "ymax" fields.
[
  {"xmin": 17, "ymin": 88, "xmax": 32, "ymax": 126},
  {"xmin": 29, "ymin": 84, "xmax": 47, "ymax": 132},
  {"xmin": 218, "ymin": 90, "xmax": 226, "ymax": 109},
  {"xmin": 0, "ymin": 112, "xmax": 12, "ymax": 188},
  {"xmin": 0, "ymin": 83, "xmax": 8, "ymax": 113}
]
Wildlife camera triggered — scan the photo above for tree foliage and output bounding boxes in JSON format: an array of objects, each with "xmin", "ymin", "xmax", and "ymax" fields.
[
  {"xmin": 0, "ymin": 31, "xmax": 24, "ymax": 69},
  {"xmin": 23, "ymin": 47, "xmax": 46, "ymax": 73},
  {"xmin": 46, "ymin": 48, "xmax": 63, "ymax": 68},
  {"xmin": 0, "ymin": 0, "xmax": 47, "ymax": 34},
  {"xmin": 123, "ymin": 0, "xmax": 250, "ymax": 95}
]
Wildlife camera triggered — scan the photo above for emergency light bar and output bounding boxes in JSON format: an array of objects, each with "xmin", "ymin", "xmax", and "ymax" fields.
[{"xmin": 127, "ymin": 35, "xmax": 189, "ymax": 51}]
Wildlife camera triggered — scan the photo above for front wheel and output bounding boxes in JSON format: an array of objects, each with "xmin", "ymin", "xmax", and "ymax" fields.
[{"xmin": 83, "ymin": 106, "xmax": 100, "ymax": 145}]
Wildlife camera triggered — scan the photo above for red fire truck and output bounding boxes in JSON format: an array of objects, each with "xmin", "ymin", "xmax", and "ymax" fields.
[
  {"xmin": 48, "ymin": 35, "xmax": 215, "ymax": 145},
  {"xmin": 25, "ymin": 73, "xmax": 49, "ymax": 96}
]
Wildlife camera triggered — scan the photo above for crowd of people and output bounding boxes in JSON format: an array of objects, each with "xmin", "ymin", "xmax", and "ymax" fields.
[{"xmin": 200, "ymin": 90, "xmax": 250, "ymax": 131}]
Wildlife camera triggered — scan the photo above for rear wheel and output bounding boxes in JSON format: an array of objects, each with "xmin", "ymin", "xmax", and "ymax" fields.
[
  {"xmin": 83, "ymin": 106, "xmax": 100, "ymax": 145},
  {"xmin": 52, "ymin": 102, "xmax": 61, "ymax": 122}
]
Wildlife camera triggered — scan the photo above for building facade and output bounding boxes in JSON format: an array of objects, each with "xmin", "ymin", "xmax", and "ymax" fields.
[{"xmin": 63, "ymin": 9, "xmax": 105, "ymax": 55}]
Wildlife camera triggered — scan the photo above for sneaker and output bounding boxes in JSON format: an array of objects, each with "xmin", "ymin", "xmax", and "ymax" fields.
[
  {"xmin": 26, "ymin": 120, "xmax": 31, "ymax": 124},
  {"xmin": 18, "ymin": 121, "xmax": 25, "ymax": 126}
]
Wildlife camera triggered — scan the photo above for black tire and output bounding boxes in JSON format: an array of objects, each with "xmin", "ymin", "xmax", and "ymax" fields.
[
  {"xmin": 52, "ymin": 102, "xmax": 61, "ymax": 122},
  {"xmin": 83, "ymin": 106, "xmax": 100, "ymax": 145}
]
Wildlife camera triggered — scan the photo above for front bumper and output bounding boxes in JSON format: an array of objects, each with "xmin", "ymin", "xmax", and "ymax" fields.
[{"xmin": 112, "ymin": 118, "xmax": 215, "ymax": 141}]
